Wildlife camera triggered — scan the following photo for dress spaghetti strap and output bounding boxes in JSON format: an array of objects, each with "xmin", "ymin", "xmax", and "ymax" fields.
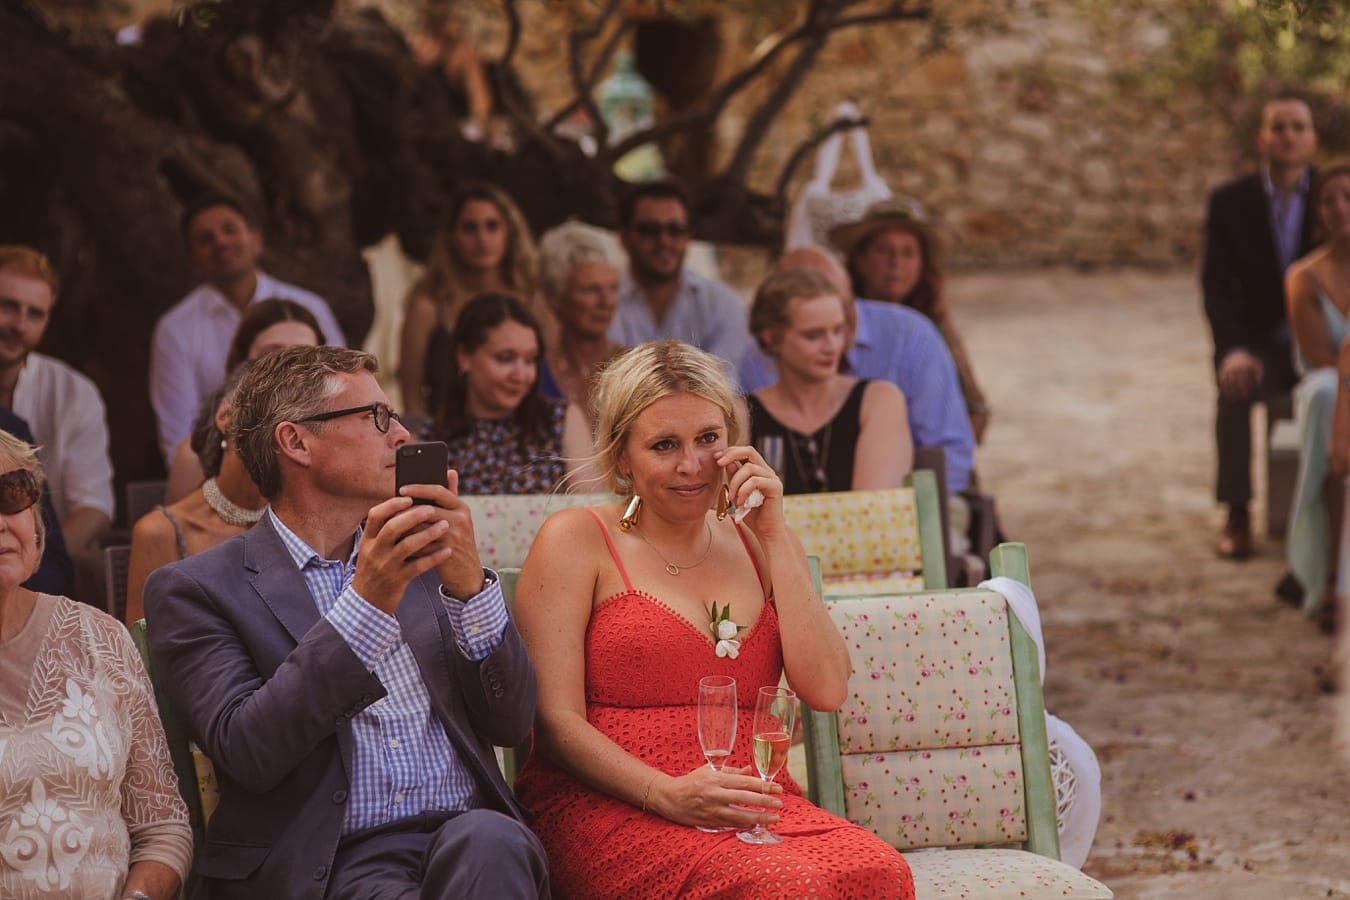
[
  {"xmin": 731, "ymin": 520, "xmax": 769, "ymax": 597},
  {"xmin": 585, "ymin": 508, "xmax": 634, "ymax": 593}
]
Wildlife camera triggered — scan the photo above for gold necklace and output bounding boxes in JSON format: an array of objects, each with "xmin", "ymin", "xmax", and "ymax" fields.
[{"xmin": 634, "ymin": 521, "xmax": 714, "ymax": 575}]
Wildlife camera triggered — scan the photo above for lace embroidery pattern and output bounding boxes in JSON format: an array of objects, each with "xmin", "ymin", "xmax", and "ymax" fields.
[{"xmin": 0, "ymin": 595, "xmax": 191, "ymax": 899}]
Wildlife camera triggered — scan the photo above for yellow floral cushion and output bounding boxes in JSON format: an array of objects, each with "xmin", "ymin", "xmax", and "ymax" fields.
[
  {"xmin": 783, "ymin": 488, "xmax": 923, "ymax": 582},
  {"xmin": 462, "ymin": 492, "xmax": 615, "ymax": 569},
  {"xmin": 901, "ymin": 848, "xmax": 1113, "ymax": 899}
]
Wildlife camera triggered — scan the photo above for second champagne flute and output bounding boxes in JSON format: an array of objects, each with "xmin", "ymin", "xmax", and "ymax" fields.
[
  {"xmin": 737, "ymin": 685, "xmax": 795, "ymax": 845},
  {"xmin": 696, "ymin": 674, "xmax": 738, "ymax": 833}
]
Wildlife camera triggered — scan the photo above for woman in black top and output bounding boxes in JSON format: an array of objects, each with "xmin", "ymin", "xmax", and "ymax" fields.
[{"xmin": 745, "ymin": 268, "xmax": 912, "ymax": 494}]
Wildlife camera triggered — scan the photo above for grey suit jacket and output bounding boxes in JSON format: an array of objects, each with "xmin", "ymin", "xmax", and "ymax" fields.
[{"xmin": 144, "ymin": 515, "xmax": 536, "ymax": 900}]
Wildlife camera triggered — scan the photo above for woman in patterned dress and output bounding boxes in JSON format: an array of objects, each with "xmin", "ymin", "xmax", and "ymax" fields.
[
  {"xmin": 0, "ymin": 430, "xmax": 191, "ymax": 899},
  {"xmin": 431, "ymin": 292, "xmax": 596, "ymax": 494}
]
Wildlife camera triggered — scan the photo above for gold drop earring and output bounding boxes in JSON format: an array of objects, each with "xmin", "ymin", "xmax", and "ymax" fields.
[
  {"xmin": 619, "ymin": 495, "xmax": 642, "ymax": 531},
  {"xmin": 716, "ymin": 484, "xmax": 731, "ymax": 521}
]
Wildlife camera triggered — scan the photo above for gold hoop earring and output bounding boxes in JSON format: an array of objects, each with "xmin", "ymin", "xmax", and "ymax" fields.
[
  {"xmin": 619, "ymin": 495, "xmax": 642, "ymax": 531},
  {"xmin": 716, "ymin": 484, "xmax": 731, "ymax": 521}
]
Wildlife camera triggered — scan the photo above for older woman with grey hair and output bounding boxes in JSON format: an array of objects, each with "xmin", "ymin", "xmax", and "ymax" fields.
[{"xmin": 536, "ymin": 220, "xmax": 626, "ymax": 421}]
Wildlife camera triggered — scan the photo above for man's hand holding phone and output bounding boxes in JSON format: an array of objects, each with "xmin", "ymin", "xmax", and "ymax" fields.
[{"xmin": 394, "ymin": 442, "xmax": 485, "ymax": 600}]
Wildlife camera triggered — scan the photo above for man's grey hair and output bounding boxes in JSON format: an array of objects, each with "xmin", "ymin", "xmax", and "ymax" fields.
[{"xmin": 230, "ymin": 345, "xmax": 377, "ymax": 498}]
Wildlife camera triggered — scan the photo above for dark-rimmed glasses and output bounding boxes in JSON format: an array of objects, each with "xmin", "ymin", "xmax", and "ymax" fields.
[
  {"xmin": 631, "ymin": 220, "xmax": 691, "ymax": 240},
  {"xmin": 0, "ymin": 468, "xmax": 41, "ymax": 516},
  {"xmin": 297, "ymin": 402, "xmax": 401, "ymax": 434}
]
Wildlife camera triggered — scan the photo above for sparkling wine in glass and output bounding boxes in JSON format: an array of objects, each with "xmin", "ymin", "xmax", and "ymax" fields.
[
  {"xmin": 696, "ymin": 675, "xmax": 737, "ymax": 833},
  {"xmin": 738, "ymin": 685, "xmax": 796, "ymax": 845}
]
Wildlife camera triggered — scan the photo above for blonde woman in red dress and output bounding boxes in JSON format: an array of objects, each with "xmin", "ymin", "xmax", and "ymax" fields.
[{"xmin": 513, "ymin": 340, "xmax": 914, "ymax": 898}]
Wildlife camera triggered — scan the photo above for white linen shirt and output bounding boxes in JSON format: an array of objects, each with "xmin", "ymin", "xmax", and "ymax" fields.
[
  {"xmin": 11, "ymin": 352, "xmax": 115, "ymax": 521},
  {"xmin": 149, "ymin": 272, "xmax": 345, "ymax": 462},
  {"xmin": 609, "ymin": 268, "xmax": 752, "ymax": 369}
]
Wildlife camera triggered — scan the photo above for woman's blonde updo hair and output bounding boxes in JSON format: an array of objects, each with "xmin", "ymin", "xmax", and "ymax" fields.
[{"xmin": 591, "ymin": 341, "xmax": 739, "ymax": 495}]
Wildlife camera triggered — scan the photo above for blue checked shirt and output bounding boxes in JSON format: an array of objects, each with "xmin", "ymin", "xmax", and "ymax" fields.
[
  {"xmin": 268, "ymin": 510, "xmax": 510, "ymax": 834},
  {"xmin": 738, "ymin": 299, "xmax": 975, "ymax": 492}
]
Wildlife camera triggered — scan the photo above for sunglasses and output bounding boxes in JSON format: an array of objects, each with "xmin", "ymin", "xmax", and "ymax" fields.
[
  {"xmin": 0, "ymin": 468, "xmax": 41, "ymax": 516},
  {"xmin": 631, "ymin": 220, "xmax": 691, "ymax": 239},
  {"xmin": 297, "ymin": 402, "xmax": 402, "ymax": 434}
]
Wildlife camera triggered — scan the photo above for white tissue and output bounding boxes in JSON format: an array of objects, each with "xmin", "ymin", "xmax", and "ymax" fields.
[{"xmin": 732, "ymin": 489, "xmax": 765, "ymax": 523}]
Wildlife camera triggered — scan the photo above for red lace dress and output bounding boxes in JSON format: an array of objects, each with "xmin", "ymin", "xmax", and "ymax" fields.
[{"xmin": 514, "ymin": 512, "xmax": 914, "ymax": 899}]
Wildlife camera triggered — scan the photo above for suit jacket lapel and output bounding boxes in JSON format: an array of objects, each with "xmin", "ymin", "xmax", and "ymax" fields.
[{"xmin": 243, "ymin": 515, "xmax": 322, "ymax": 645}]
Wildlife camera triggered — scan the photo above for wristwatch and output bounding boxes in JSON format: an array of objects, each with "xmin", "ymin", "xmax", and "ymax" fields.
[{"xmin": 122, "ymin": 891, "xmax": 152, "ymax": 900}]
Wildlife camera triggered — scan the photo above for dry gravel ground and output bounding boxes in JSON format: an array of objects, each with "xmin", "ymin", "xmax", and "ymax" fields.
[{"xmin": 949, "ymin": 269, "xmax": 1350, "ymax": 899}]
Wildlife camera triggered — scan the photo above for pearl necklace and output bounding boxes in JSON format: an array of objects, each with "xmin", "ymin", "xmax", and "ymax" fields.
[
  {"xmin": 202, "ymin": 477, "xmax": 265, "ymax": 527},
  {"xmin": 634, "ymin": 521, "xmax": 713, "ymax": 575}
]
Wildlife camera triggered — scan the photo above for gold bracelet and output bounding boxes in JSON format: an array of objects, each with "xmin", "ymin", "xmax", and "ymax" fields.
[{"xmin": 640, "ymin": 773, "xmax": 659, "ymax": 813}]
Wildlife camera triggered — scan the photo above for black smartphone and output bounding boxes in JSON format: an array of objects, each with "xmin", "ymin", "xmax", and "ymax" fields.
[{"xmin": 395, "ymin": 441, "xmax": 449, "ymax": 504}]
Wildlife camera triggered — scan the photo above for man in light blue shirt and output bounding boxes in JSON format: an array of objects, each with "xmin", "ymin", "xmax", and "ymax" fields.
[
  {"xmin": 610, "ymin": 179, "xmax": 752, "ymax": 369},
  {"xmin": 739, "ymin": 247, "xmax": 974, "ymax": 492},
  {"xmin": 145, "ymin": 346, "xmax": 547, "ymax": 900}
]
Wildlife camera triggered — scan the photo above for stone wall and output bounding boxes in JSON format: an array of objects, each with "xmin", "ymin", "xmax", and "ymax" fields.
[{"xmin": 464, "ymin": 0, "xmax": 1245, "ymax": 271}]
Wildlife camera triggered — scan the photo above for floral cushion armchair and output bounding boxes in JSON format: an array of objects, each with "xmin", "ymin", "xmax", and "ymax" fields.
[{"xmin": 803, "ymin": 543, "xmax": 1112, "ymax": 899}]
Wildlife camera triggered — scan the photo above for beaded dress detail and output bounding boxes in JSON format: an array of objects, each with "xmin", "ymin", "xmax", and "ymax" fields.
[{"xmin": 513, "ymin": 511, "xmax": 913, "ymax": 899}]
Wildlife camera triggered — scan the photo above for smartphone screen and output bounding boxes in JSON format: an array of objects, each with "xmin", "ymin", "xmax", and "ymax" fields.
[{"xmin": 395, "ymin": 442, "xmax": 449, "ymax": 504}]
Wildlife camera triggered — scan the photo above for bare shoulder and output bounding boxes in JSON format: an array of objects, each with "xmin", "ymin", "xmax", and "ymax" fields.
[{"xmin": 131, "ymin": 505, "xmax": 175, "ymax": 546}]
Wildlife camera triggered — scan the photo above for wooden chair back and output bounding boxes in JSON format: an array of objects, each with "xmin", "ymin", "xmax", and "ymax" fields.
[
  {"xmin": 104, "ymin": 544, "xmax": 131, "ymax": 619},
  {"xmin": 125, "ymin": 478, "xmax": 167, "ymax": 527}
]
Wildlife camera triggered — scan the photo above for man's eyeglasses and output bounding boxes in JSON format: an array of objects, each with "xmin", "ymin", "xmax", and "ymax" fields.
[
  {"xmin": 631, "ymin": 220, "xmax": 691, "ymax": 239},
  {"xmin": 0, "ymin": 468, "xmax": 41, "ymax": 516},
  {"xmin": 297, "ymin": 402, "xmax": 401, "ymax": 434}
]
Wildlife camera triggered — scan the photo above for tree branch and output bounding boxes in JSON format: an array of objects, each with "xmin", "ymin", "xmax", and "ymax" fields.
[
  {"xmin": 604, "ymin": 0, "xmax": 928, "ymax": 163},
  {"xmin": 544, "ymin": 0, "xmax": 625, "ymax": 139},
  {"xmin": 495, "ymin": 0, "xmax": 569, "ymax": 163},
  {"xmin": 772, "ymin": 114, "xmax": 868, "ymax": 200},
  {"xmin": 721, "ymin": 30, "xmax": 828, "ymax": 185}
]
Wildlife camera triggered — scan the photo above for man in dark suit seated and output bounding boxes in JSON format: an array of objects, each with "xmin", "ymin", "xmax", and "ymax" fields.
[
  {"xmin": 145, "ymin": 345, "xmax": 548, "ymax": 899},
  {"xmin": 1203, "ymin": 95, "xmax": 1318, "ymax": 559}
]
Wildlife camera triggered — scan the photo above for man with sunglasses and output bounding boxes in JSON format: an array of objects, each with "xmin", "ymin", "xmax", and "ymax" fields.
[
  {"xmin": 611, "ymin": 179, "xmax": 753, "ymax": 368},
  {"xmin": 144, "ymin": 345, "xmax": 547, "ymax": 900}
]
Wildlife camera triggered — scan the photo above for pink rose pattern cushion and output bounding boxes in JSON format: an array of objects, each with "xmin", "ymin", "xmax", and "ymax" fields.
[
  {"xmin": 828, "ymin": 591, "xmax": 1030, "ymax": 850},
  {"xmin": 901, "ymin": 848, "xmax": 1114, "ymax": 899},
  {"xmin": 842, "ymin": 744, "xmax": 1027, "ymax": 848},
  {"xmin": 831, "ymin": 591, "xmax": 1019, "ymax": 753},
  {"xmin": 782, "ymin": 488, "xmax": 924, "ymax": 581}
]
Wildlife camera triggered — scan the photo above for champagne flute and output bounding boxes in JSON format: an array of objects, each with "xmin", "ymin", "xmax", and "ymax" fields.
[
  {"xmin": 737, "ymin": 685, "xmax": 795, "ymax": 845},
  {"xmin": 696, "ymin": 675, "xmax": 737, "ymax": 833}
]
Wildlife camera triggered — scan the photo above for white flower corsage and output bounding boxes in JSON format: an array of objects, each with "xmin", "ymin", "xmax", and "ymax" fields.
[{"xmin": 710, "ymin": 602, "xmax": 746, "ymax": 658}]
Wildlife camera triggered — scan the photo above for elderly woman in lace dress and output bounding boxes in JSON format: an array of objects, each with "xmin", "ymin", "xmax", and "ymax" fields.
[{"xmin": 0, "ymin": 430, "xmax": 191, "ymax": 899}]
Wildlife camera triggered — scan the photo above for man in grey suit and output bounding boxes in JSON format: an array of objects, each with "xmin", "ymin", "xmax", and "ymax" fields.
[{"xmin": 145, "ymin": 346, "xmax": 548, "ymax": 899}]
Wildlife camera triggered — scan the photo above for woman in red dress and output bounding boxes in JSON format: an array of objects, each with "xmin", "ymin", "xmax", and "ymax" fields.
[{"xmin": 513, "ymin": 340, "xmax": 914, "ymax": 898}]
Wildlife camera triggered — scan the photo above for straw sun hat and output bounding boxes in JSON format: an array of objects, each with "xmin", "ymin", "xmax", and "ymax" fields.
[{"xmin": 826, "ymin": 196, "xmax": 950, "ymax": 261}]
